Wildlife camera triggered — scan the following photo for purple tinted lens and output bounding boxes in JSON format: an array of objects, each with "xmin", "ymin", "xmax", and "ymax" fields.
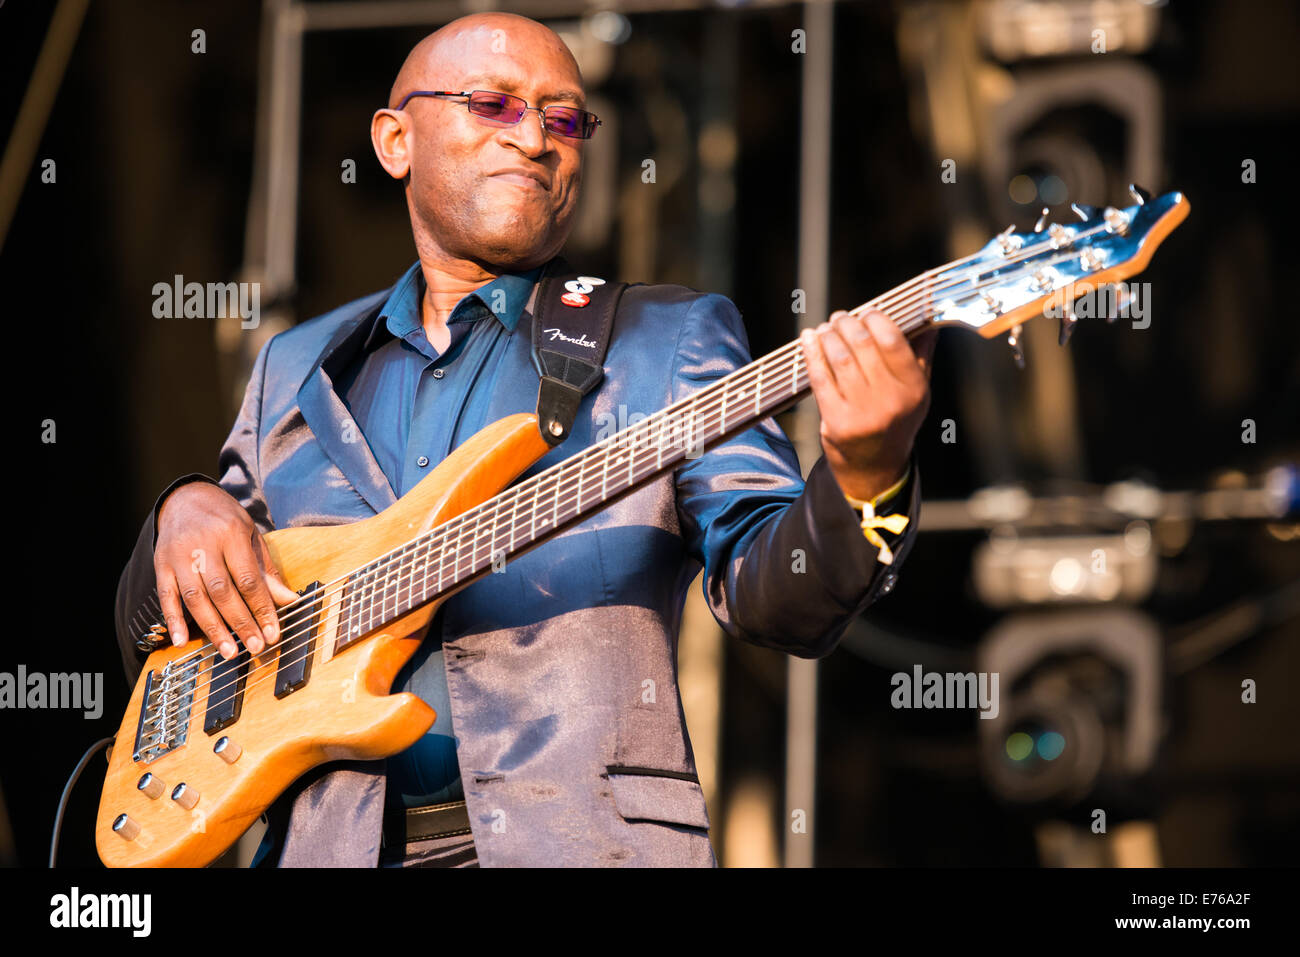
[
  {"xmin": 468, "ymin": 92, "xmax": 524, "ymax": 121},
  {"xmin": 544, "ymin": 108, "xmax": 585, "ymax": 137}
]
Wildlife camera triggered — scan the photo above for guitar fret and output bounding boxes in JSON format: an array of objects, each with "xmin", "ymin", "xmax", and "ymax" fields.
[
  {"xmin": 553, "ymin": 468, "xmax": 564, "ymax": 530},
  {"xmin": 437, "ymin": 525, "xmax": 448, "ymax": 593},
  {"xmin": 576, "ymin": 459, "xmax": 585, "ymax": 518},
  {"xmin": 509, "ymin": 487, "xmax": 519, "ymax": 553}
]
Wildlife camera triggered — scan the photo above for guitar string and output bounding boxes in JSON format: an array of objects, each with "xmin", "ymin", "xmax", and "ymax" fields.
[
  {"xmin": 146, "ymin": 234, "xmax": 1115, "ymax": 733},
  {"xmin": 167, "ymin": 294, "xmax": 1107, "ymax": 727},
  {"xmin": 145, "ymin": 230, "xmax": 1113, "ymax": 727},
  {"xmin": 176, "ymin": 216, "xmax": 1106, "ymax": 663},
  {"xmin": 144, "ymin": 230, "xmax": 1114, "ymax": 723},
  {"xmin": 158, "ymin": 217, "xmax": 1100, "ymax": 669}
]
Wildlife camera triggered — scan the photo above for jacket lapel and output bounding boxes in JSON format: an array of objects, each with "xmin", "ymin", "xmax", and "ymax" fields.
[{"xmin": 296, "ymin": 297, "xmax": 398, "ymax": 515}]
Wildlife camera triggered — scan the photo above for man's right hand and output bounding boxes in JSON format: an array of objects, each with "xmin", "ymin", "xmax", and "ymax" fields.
[{"xmin": 155, "ymin": 482, "xmax": 299, "ymax": 659}]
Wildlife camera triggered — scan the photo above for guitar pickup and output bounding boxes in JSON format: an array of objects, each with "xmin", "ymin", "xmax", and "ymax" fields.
[
  {"xmin": 275, "ymin": 582, "xmax": 323, "ymax": 698},
  {"xmin": 204, "ymin": 647, "xmax": 247, "ymax": 735}
]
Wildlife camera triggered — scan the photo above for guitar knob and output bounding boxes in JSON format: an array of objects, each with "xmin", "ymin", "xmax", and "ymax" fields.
[
  {"xmin": 136, "ymin": 772, "xmax": 166, "ymax": 799},
  {"xmin": 214, "ymin": 736, "xmax": 242, "ymax": 764},
  {"xmin": 171, "ymin": 782, "xmax": 200, "ymax": 810},
  {"xmin": 112, "ymin": 813, "xmax": 141, "ymax": 841}
]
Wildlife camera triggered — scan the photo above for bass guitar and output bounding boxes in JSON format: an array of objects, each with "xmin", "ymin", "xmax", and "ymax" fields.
[{"xmin": 98, "ymin": 187, "xmax": 1189, "ymax": 866}]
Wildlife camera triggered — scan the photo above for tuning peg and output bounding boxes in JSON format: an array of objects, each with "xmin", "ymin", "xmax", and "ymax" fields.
[
  {"xmin": 1007, "ymin": 324, "xmax": 1026, "ymax": 369},
  {"xmin": 1070, "ymin": 203, "xmax": 1099, "ymax": 222},
  {"xmin": 1033, "ymin": 207, "xmax": 1050, "ymax": 233},
  {"xmin": 1058, "ymin": 303, "xmax": 1078, "ymax": 345},
  {"xmin": 996, "ymin": 224, "xmax": 1021, "ymax": 256},
  {"xmin": 1128, "ymin": 184, "xmax": 1152, "ymax": 206},
  {"xmin": 136, "ymin": 623, "xmax": 168, "ymax": 652}
]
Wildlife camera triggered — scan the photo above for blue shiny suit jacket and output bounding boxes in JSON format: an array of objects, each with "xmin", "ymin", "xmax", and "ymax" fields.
[{"xmin": 114, "ymin": 256, "xmax": 921, "ymax": 867}]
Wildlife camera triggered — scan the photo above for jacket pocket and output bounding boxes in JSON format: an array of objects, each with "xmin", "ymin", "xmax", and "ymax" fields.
[{"xmin": 606, "ymin": 766, "xmax": 711, "ymax": 830}]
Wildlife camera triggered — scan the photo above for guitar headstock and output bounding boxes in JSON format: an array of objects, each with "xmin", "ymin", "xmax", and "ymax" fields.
[{"xmin": 928, "ymin": 186, "xmax": 1189, "ymax": 355}]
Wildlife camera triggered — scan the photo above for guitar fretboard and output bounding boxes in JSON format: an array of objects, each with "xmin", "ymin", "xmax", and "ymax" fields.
[{"xmin": 330, "ymin": 305, "xmax": 927, "ymax": 653}]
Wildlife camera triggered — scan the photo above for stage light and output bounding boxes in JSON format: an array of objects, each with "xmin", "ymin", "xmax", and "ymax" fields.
[
  {"xmin": 1037, "ymin": 731, "xmax": 1066, "ymax": 761},
  {"xmin": 1006, "ymin": 732, "xmax": 1034, "ymax": 761}
]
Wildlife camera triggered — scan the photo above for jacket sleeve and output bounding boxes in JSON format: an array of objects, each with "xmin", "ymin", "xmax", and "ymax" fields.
[
  {"xmin": 672, "ymin": 293, "xmax": 921, "ymax": 659},
  {"xmin": 112, "ymin": 337, "xmax": 275, "ymax": 686}
]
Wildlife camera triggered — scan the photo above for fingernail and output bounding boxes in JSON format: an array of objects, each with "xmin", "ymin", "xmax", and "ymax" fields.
[
  {"xmin": 172, "ymin": 633, "xmax": 185, "ymax": 647},
  {"xmin": 265, "ymin": 624, "xmax": 279, "ymax": 644},
  {"xmin": 220, "ymin": 641, "xmax": 236, "ymax": 659}
]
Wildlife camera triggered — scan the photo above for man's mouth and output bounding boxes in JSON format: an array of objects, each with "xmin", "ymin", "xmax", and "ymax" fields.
[{"xmin": 488, "ymin": 168, "xmax": 551, "ymax": 191}]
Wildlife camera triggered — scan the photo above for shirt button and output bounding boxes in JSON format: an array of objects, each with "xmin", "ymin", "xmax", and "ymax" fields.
[
  {"xmin": 417, "ymin": 456, "xmax": 430, "ymax": 468},
  {"xmin": 432, "ymin": 368, "xmax": 445, "ymax": 379}
]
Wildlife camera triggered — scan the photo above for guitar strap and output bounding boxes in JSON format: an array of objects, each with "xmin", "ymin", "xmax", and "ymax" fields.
[{"xmin": 529, "ymin": 255, "xmax": 629, "ymax": 447}]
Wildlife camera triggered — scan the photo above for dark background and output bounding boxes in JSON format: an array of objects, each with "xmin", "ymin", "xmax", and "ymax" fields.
[{"xmin": 2, "ymin": 0, "xmax": 1297, "ymax": 868}]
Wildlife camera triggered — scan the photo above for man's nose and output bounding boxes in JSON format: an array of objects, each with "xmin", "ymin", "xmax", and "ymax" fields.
[{"xmin": 502, "ymin": 108, "xmax": 549, "ymax": 155}]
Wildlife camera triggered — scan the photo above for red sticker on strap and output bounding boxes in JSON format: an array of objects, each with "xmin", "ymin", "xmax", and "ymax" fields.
[{"xmin": 561, "ymin": 291, "xmax": 590, "ymax": 307}]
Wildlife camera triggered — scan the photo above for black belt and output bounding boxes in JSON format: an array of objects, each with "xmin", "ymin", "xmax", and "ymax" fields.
[{"xmin": 383, "ymin": 800, "xmax": 473, "ymax": 847}]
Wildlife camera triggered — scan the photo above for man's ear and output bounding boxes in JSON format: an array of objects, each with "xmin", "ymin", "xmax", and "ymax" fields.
[{"xmin": 371, "ymin": 108, "xmax": 411, "ymax": 181}]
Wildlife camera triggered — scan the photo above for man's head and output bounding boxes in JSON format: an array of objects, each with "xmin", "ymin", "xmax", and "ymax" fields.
[{"xmin": 371, "ymin": 13, "xmax": 589, "ymax": 273}]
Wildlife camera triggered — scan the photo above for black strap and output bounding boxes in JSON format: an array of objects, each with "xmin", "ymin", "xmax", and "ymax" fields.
[{"xmin": 530, "ymin": 256, "xmax": 628, "ymax": 446}]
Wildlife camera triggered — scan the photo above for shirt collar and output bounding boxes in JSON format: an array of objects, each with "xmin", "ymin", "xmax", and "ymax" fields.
[{"xmin": 368, "ymin": 260, "xmax": 543, "ymax": 350}]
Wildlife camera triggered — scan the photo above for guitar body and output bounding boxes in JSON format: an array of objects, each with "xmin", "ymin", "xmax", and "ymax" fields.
[{"xmin": 96, "ymin": 413, "xmax": 553, "ymax": 867}]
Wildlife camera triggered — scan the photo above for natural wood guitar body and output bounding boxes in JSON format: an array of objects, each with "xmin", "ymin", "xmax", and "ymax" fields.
[{"xmin": 96, "ymin": 413, "xmax": 553, "ymax": 867}]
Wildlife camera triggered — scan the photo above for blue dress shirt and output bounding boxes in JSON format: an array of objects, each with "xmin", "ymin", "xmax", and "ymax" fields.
[{"xmin": 334, "ymin": 260, "xmax": 542, "ymax": 808}]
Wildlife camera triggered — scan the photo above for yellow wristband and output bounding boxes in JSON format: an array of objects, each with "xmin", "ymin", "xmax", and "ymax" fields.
[
  {"xmin": 843, "ymin": 466, "xmax": 911, "ymax": 565},
  {"xmin": 843, "ymin": 465, "xmax": 912, "ymax": 512}
]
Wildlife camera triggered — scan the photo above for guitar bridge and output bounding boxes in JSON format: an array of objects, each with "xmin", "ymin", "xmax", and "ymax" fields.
[{"xmin": 132, "ymin": 656, "xmax": 201, "ymax": 763}]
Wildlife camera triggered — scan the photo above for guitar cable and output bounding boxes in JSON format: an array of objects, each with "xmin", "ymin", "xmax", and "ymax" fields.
[{"xmin": 49, "ymin": 736, "xmax": 114, "ymax": 867}]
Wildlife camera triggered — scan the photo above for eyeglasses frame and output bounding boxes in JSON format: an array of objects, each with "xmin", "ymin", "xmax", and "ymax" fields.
[{"xmin": 395, "ymin": 89, "xmax": 601, "ymax": 140}]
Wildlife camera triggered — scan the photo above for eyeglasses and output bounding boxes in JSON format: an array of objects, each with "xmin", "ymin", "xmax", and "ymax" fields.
[{"xmin": 397, "ymin": 90, "xmax": 601, "ymax": 140}]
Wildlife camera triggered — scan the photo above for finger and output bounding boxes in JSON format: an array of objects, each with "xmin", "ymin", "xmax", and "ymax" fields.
[
  {"xmin": 155, "ymin": 565, "xmax": 189, "ymax": 647},
  {"xmin": 199, "ymin": 557, "xmax": 265, "ymax": 657},
  {"xmin": 223, "ymin": 535, "xmax": 282, "ymax": 648},
  {"xmin": 799, "ymin": 326, "xmax": 852, "ymax": 422},
  {"xmin": 258, "ymin": 537, "xmax": 300, "ymax": 607},
  {"xmin": 816, "ymin": 316, "xmax": 872, "ymax": 403},
  {"xmin": 865, "ymin": 310, "xmax": 929, "ymax": 392},
  {"xmin": 174, "ymin": 566, "xmax": 239, "ymax": 659},
  {"xmin": 838, "ymin": 312, "xmax": 895, "ymax": 391}
]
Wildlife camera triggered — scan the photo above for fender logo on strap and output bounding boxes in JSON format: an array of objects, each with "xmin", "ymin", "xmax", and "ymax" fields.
[{"xmin": 541, "ymin": 328, "xmax": 599, "ymax": 348}]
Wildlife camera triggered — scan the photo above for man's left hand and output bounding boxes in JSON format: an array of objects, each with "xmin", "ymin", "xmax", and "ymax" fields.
[{"xmin": 798, "ymin": 309, "xmax": 938, "ymax": 502}]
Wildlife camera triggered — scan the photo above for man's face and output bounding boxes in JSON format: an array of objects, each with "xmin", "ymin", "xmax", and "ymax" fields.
[{"xmin": 392, "ymin": 22, "xmax": 588, "ymax": 271}]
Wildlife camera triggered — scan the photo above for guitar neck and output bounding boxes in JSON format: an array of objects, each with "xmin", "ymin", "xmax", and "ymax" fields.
[{"xmin": 329, "ymin": 282, "xmax": 937, "ymax": 651}]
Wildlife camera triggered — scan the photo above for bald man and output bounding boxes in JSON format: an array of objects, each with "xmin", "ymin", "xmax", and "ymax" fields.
[{"xmin": 115, "ymin": 12, "xmax": 934, "ymax": 867}]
